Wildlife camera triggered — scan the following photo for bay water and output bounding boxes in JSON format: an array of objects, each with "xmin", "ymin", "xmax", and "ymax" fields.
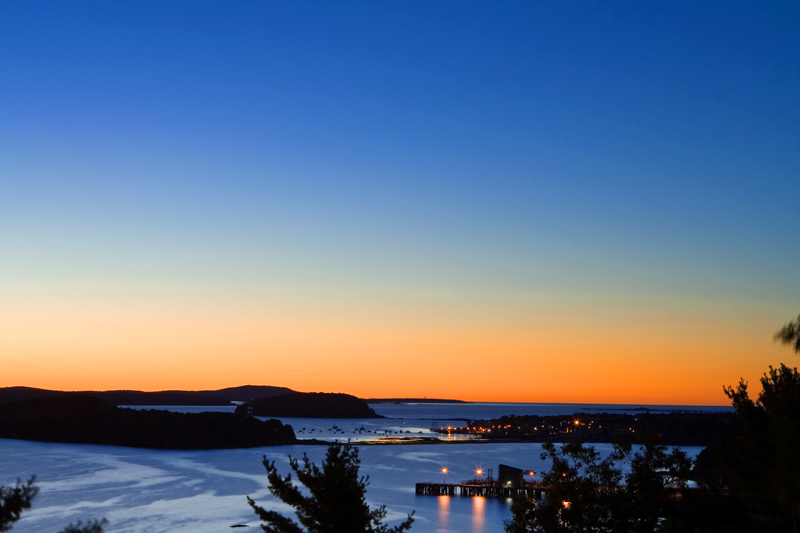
[{"xmin": 0, "ymin": 402, "xmax": 727, "ymax": 532}]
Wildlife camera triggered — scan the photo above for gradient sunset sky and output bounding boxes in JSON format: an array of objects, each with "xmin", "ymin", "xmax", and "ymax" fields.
[{"xmin": 1, "ymin": 1, "xmax": 798, "ymax": 404}]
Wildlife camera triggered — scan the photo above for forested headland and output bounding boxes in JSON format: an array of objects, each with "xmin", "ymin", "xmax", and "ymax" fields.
[
  {"xmin": 456, "ymin": 411, "xmax": 734, "ymax": 446},
  {"xmin": 236, "ymin": 391, "xmax": 383, "ymax": 418},
  {"xmin": 0, "ymin": 395, "xmax": 296, "ymax": 449}
]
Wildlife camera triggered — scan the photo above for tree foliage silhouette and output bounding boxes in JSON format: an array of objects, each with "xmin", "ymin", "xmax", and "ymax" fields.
[
  {"xmin": 721, "ymin": 363, "xmax": 800, "ymax": 532},
  {"xmin": 775, "ymin": 314, "xmax": 800, "ymax": 353},
  {"xmin": 248, "ymin": 443, "xmax": 413, "ymax": 533},
  {"xmin": 0, "ymin": 478, "xmax": 38, "ymax": 532},
  {"xmin": 504, "ymin": 437, "xmax": 691, "ymax": 533},
  {"xmin": 57, "ymin": 519, "xmax": 108, "ymax": 533}
]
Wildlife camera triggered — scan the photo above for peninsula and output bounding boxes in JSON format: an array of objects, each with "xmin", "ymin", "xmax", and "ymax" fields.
[
  {"xmin": 0, "ymin": 395, "xmax": 297, "ymax": 449},
  {"xmin": 236, "ymin": 392, "xmax": 382, "ymax": 418},
  {"xmin": 449, "ymin": 411, "xmax": 735, "ymax": 446}
]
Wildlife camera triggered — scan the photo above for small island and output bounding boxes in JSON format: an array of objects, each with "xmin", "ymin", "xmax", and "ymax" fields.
[
  {"xmin": 366, "ymin": 398, "xmax": 467, "ymax": 404},
  {"xmin": 236, "ymin": 392, "xmax": 382, "ymax": 418},
  {"xmin": 0, "ymin": 395, "xmax": 297, "ymax": 449}
]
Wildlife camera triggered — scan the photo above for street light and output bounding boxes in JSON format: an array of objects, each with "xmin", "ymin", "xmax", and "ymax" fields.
[{"xmin": 441, "ymin": 467, "xmax": 448, "ymax": 483}]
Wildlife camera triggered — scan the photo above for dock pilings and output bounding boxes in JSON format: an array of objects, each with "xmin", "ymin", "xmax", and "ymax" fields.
[{"xmin": 415, "ymin": 482, "xmax": 548, "ymax": 500}]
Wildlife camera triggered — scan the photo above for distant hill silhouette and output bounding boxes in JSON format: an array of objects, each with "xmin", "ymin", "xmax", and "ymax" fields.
[
  {"xmin": 0, "ymin": 385, "xmax": 296, "ymax": 406},
  {"xmin": 0, "ymin": 387, "xmax": 64, "ymax": 403},
  {"xmin": 0, "ymin": 395, "xmax": 296, "ymax": 449},
  {"xmin": 197, "ymin": 385, "xmax": 294, "ymax": 403},
  {"xmin": 237, "ymin": 392, "xmax": 382, "ymax": 418}
]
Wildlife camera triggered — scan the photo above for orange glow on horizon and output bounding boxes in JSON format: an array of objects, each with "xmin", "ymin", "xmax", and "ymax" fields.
[{"xmin": 0, "ymin": 295, "xmax": 793, "ymax": 405}]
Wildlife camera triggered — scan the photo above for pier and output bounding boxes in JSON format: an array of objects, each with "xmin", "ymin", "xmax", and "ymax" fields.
[
  {"xmin": 416, "ymin": 464, "xmax": 550, "ymax": 499},
  {"xmin": 415, "ymin": 481, "xmax": 550, "ymax": 500}
]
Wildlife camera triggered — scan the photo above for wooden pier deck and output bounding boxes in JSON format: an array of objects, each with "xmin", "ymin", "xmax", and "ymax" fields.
[{"xmin": 415, "ymin": 481, "xmax": 550, "ymax": 500}]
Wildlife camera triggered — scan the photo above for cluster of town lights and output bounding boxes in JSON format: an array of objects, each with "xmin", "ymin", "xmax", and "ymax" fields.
[{"xmin": 463, "ymin": 418, "xmax": 617, "ymax": 435}]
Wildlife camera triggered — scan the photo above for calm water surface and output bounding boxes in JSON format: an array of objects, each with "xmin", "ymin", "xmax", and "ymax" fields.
[{"xmin": 1, "ymin": 402, "xmax": 722, "ymax": 532}]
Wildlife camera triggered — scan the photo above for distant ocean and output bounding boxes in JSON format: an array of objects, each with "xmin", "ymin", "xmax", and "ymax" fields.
[
  {"xmin": 2, "ymin": 402, "xmax": 726, "ymax": 533},
  {"xmin": 369, "ymin": 401, "xmax": 732, "ymax": 420}
]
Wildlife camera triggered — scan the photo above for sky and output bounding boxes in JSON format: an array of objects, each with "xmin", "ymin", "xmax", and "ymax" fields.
[{"xmin": 1, "ymin": 1, "xmax": 798, "ymax": 404}]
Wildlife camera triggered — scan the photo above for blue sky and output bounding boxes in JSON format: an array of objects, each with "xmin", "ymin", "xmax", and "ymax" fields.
[{"xmin": 1, "ymin": 1, "xmax": 798, "ymax": 401}]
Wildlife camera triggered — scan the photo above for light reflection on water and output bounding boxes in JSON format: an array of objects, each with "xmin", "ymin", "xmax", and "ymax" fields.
[
  {"xmin": 472, "ymin": 496, "xmax": 486, "ymax": 532},
  {"xmin": 437, "ymin": 495, "xmax": 450, "ymax": 531}
]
